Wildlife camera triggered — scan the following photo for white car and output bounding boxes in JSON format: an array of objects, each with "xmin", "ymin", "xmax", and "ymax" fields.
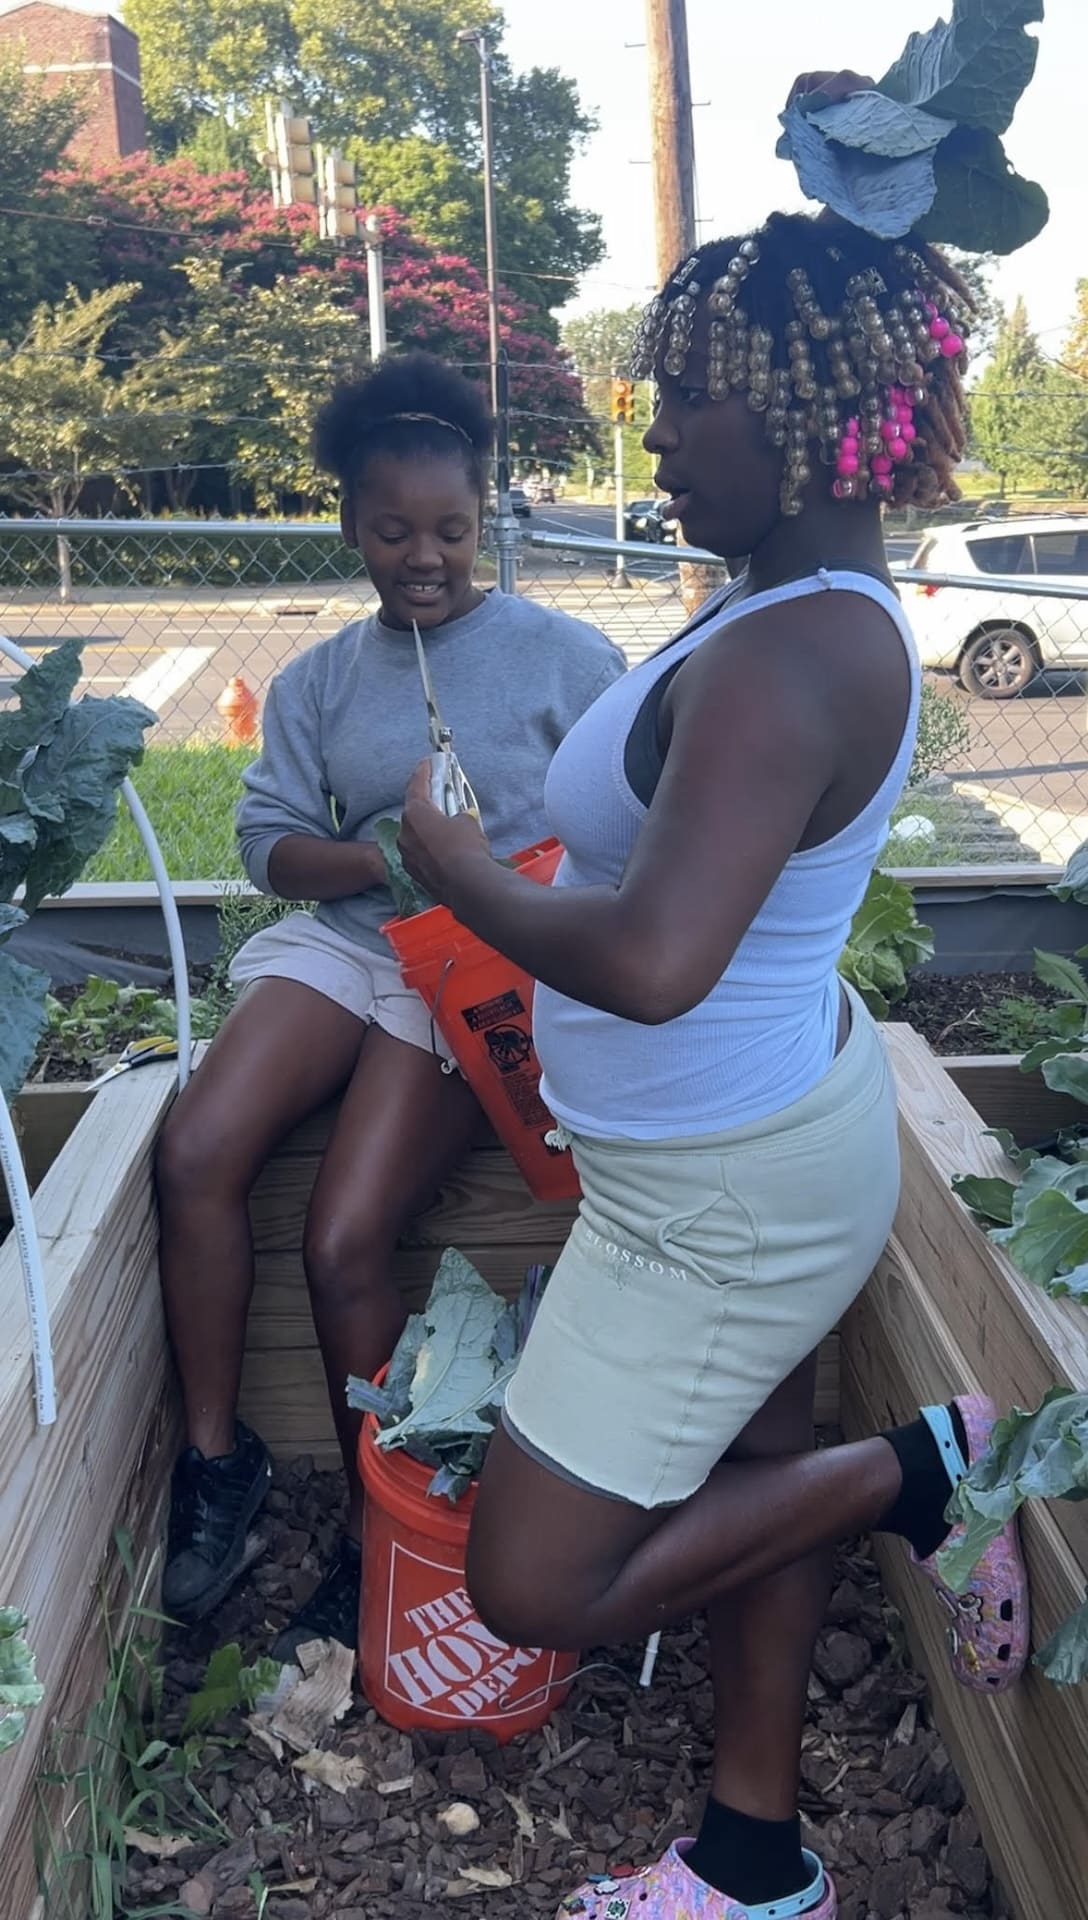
[{"xmin": 906, "ymin": 516, "xmax": 1088, "ymax": 697}]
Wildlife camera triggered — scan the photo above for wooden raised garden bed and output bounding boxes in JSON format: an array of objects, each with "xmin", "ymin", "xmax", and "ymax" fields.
[
  {"xmin": 843, "ymin": 1026, "xmax": 1088, "ymax": 1920},
  {"xmin": 0, "ymin": 1066, "xmax": 181, "ymax": 1920}
]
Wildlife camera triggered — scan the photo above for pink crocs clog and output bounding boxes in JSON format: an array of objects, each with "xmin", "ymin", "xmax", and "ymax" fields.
[
  {"xmin": 911, "ymin": 1395, "xmax": 1030, "ymax": 1692},
  {"xmin": 557, "ymin": 1841, "xmax": 836, "ymax": 1920}
]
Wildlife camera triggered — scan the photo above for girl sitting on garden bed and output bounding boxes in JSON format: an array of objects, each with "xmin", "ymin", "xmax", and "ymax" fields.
[{"xmin": 155, "ymin": 352, "xmax": 624, "ymax": 1659}]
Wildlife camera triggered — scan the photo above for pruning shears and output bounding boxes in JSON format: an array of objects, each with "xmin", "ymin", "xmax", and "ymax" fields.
[
  {"xmin": 91, "ymin": 1036, "xmax": 179, "ymax": 1087},
  {"xmin": 413, "ymin": 620, "xmax": 481, "ymax": 821}
]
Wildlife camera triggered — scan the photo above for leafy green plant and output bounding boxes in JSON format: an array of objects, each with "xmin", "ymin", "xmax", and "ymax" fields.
[
  {"xmin": 777, "ymin": 0, "xmax": 1047, "ymax": 254},
  {"xmin": 837, "ymin": 869, "xmax": 935, "ymax": 1018},
  {"xmin": 908, "ymin": 680, "xmax": 972, "ymax": 789},
  {"xmin": 37, "ymin": 977, "xmax": 181, "ymax": 1076},
  {"xmin": 938, "ymin": 1391, "xmax": 1088, "ymax": 1684},
  {"xmin": 374, "ymin": 816, "xmax": 433, "ymax": 920},
  {"xmin": 0, "ymin": 1606, "xmax": 44, "ymax": 1751},
  {"xmin": 0, "ymin": 641, "xmax": 155, "ymax": 1095},
  {"xmin": 348, "ymin": 1253, "xmax": 549, "ymax": 1501},
  {"xmin": 976, "ymin": 991, "xmax": 1062, "ymax": 1058},
  {"xmin": 954, "ymin": 939, "xmax": 1088, "ymax": 1281},
  {"xmin": 181, "ymin": 1643, "xmax": 280, "ymax": 1737}
]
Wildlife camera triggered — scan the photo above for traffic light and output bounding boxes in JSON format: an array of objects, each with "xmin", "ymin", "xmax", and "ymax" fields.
[
  {"xmin": 265, "ymin": 99, "xmax": 315, "ymax": 207},
  {"xmin": 316, "ymin": 147, "xmax": 358, "ymax": 240},
  {"xmin": 611, "ymin": 378, "xmax": 635, "ymax": 427}
]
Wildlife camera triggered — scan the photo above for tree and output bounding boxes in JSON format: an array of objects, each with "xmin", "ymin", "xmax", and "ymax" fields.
[
  {"xmin": 0, "ymin": 59, "xmax": 97, "ymax": 335},
  {"xmin": 561, "ymin": 307, "xmax": 654, "ymax": 490},
  {"xmin": 1037, "ymin": 281, "xmax": 1088, "ymax": 500},
  {"xmin": 969, "ymin": 298, "xmax": 1054, "ymax": 494},
  {"xmin": 0, "ymin": 284, "xmax": 138, "ymax": 591},
  {"xmin": 946, "ymin": 250, "xmax": 1001, "ymax": 359},
  {"xmin": 63, "ymin": 154, "xmax": 322, "ymax": 348},
  {"xmin": 120, "ymin": 0, "xmax": 601, "ymax": 307},
  {"xmin": 352, "ymin": 83, "xmax": 602, "ymax": 312},
  {"xmin": 0, "ymin": 283, "xmax": 139, "ymax": 515},
  {"xmin": 128, "ymin": 257, "xmax": 362, "ymax": 509},
  {"xmin": 113, "ymin": 205, "xmax": 595, "ymax": 504}
]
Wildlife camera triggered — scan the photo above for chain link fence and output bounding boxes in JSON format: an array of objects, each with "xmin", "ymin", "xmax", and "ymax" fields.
[{"xmin": 1, "ymin": 516, "xmax": 1087, "ymax": 878}]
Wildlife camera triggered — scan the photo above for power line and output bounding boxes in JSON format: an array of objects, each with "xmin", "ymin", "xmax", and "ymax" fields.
[{"xmin": 0, "ymin": 194, "xmax": 656, "ymax": 300}]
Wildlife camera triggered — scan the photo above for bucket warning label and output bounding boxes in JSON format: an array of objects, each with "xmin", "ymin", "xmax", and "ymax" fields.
[
  {"xmin": 380, "ymin": 1543, "xmax": 562, "ymax": 1724},
  {"xmin": 462, "ymin": 988, "xmax": 525, "ymax": 1033},
  {"xmin": 497, "ymin": 1063, "xmax": 552, "ymax": 1128}
]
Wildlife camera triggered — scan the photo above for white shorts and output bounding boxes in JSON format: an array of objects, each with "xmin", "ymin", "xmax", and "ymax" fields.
[
  {"xmin": 229, "ymin": 911, "xmax": 455, "ymax": 1063},
  {"xmin": 503, "ymin": 986, "xmax": 899, "ymax": 1508}
]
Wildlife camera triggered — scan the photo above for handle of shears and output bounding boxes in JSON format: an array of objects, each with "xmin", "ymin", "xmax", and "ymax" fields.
[{"xmin": 427, "ymin": 749, "xmax": 481, "ymax": 823}]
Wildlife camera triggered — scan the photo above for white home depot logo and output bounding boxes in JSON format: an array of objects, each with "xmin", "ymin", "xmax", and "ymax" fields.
[{"xmin": 382, "ymin": 1545, "xmax": 559, "ymax": 1722}]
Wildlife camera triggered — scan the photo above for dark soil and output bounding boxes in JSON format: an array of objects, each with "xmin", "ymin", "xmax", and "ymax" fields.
[
  {"xmin": 898, "ymin": 971, "xmax": 1054, "ymax": 1057},
  {"xmin": 125, "ymin": 1458, "xmax": 1009, "ymax": 1920}
]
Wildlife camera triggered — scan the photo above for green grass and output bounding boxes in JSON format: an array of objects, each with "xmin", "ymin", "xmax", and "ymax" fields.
[
  {"xmin": 86, "ymin": 742, "xmax": 254, "ymax": 883},
  {"xmin": 86, "ymin": 743, "xmax": 1029, "ymax": 886}
]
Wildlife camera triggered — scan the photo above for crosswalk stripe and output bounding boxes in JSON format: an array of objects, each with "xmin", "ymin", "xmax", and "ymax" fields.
[{"xmin": 122, "ymin": 646, "xmax": 215, "ymax": 711}]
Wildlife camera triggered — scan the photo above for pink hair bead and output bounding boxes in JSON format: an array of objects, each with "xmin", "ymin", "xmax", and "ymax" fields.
[
  {"xmin": 929, "ymin": 315, "xmax": 951, "ymax": 340},
  {"xmin": 839, "ymin": 433, "xmax": 859, "ymax": 454},
  {"xmin": 872, "ymin": 473, "xmax": 894, "ymax": 495},
  {"xmin": 888, "ymin": 436, "xmax": 908, "ymax": 460},
  {"xmin": 845, "ymin": 417, "xmax": 860, "ymax": 434},
  {"xmin": 901, "ymin": 421, "xmax": 917, "ymax": 442},
  {"xmin": 941, "ymin": 333, "xmax": 964, "ymax": 357},
  {"xmin": 896, "ymin": 404, "xmax": 913, "ymax": 424},
  {"xmin": 880, "ymin": 418, "xmax": 900, "ymax": 441},
  {"xmin": 836, "ymin": 452, "xmax": 860, "ymax": 475},
  {"xmin": 870, "ymin": 453, "xmax": 893, "ymax": 475}
]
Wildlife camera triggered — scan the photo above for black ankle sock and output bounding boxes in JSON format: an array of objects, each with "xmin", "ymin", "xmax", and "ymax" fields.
[
  {"xmin": 877, "ymin": 1402, "xmax": 968, "ymax": 1560},
  {"xmin": 686, "ymin": 1798, "xmax": 810, "ymax": 1906}
]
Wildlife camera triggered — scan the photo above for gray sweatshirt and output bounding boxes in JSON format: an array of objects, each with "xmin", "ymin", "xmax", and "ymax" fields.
[{"xmin": 236, "ymin": 588, "xmax": 626, "ymax": 954}]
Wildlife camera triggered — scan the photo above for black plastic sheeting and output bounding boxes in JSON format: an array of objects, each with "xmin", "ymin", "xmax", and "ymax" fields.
[
  {"xmin": 916, "ymin": 885, "xmax": 1088, "ymax": 976},
  {"xmin": 7, "ymin": 905, "xmax": 222, "ymax": 988}
]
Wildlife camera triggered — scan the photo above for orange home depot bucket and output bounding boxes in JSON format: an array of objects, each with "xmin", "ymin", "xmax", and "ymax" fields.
[
  {"xmin": 358, "ymin": 1402, "xmax": 578, "ymax": 1740},
  {"xmin": 382, "ymin": 837, "xmax": 579, "ymax": 1202}
]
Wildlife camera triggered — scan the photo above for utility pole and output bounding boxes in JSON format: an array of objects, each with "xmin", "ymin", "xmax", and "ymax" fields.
[
  {"xmin": 644, "ymin": 0, "xmax": 723, "ymax": 611},
  {"xmin": 458, "ymin": 26, "xmax": 515, "ymax": 593},
  {"xmin": 611, "ymin": 378, "xmax": 635, "ymax": 589},
  {"xmin": 457, "ymin": 28, "xmax": 502, "ymax": 419},
  {"xmin": 644, "ymin": 0, "xmax": 696, "ymax": 288},
  {"xmin": 362, "ymin": 212, "xmax": 387, "ymax": 360}
]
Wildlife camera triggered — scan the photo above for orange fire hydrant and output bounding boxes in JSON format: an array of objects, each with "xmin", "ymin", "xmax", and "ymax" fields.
[{"xmin": 217, "ymin": 676, "xmax": 258, "ymax": 746}]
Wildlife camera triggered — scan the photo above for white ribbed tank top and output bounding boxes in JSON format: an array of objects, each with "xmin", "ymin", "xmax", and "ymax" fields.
[{"xmin": 535, "ymin": 568, "xmax": 920, "ymax": 1140}]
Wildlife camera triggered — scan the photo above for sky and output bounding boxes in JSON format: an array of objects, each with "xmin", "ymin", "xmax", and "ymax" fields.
[{"xmin": 502, "ymin": 0, "xmax": 1082, "ymax": 350}]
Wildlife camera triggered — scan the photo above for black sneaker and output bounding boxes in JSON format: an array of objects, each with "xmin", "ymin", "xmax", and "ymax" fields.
[
  {"xmin": 270, "ymin": 1535, "xmax": 361, "ymax": 1665},
  {"xmin": 162, "ymin": 1423, "xmax": 271, "ymax": 1623}
]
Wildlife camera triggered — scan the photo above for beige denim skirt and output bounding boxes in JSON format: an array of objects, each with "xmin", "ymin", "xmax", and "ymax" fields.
[{"xmin": 503, "ymin": 985, "xmax": 899, "ymax": 1508}]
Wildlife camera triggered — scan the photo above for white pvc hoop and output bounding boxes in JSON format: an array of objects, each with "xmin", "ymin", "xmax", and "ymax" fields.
[{"xmin": 0, "ymin": 627, "xmax": 192, "ymax": 1425}]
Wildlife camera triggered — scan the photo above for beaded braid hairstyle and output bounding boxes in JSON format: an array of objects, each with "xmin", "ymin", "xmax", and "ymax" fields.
[{"xmin": 632, "ymin": 211, "xmax": 972, "ymax": 519}]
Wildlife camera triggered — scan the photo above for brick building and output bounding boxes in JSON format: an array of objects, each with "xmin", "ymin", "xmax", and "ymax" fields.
[{"xmin": 0, "ymin": 0, "xmax": 147, "ymax": 160}]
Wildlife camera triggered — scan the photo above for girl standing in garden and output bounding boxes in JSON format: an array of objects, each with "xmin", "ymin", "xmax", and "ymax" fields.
[
  {"xmin": 397, "ymin": 90, "xmax": 1035, "ymax": 1920},
  {"xmin": 156, "ymin": 351, "xmax": 624, "ymax": 1660}
]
